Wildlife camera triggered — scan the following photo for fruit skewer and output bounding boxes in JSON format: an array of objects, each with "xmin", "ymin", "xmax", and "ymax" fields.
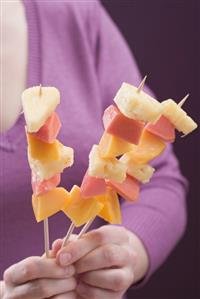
[
  {"xmin": 61, "ymin": 77, "xmax": 161, "ymax": 244},
  {"xmin": 62, "ymin": 77, "xmax": 197, "ymax": 243},
  {"xmin": 22, "ymin": 86, "xmax": 74, "ymax": 257}
]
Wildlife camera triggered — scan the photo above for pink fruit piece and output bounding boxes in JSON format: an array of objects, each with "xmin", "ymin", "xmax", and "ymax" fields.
[
  {"xmin": 32, "ymin": 172, "xmax": 61, "ymax": 195},
  {"xmin": 80, "ymin": 170, "xmax": 107, "ymax": 198},
  {"xmin": 145, "ymin": 115, "xmax": 175, "ymax": 143},
  {"xmin": 106, "ymin": 175, "xmax": 140, "ymax": 202},
  {"xmin": 103, "ymin": 105, "xmax": 145, "ymax": 145},
  {"xmin": 33, "ymin": 112, "xmax": 61, "ymax": 143}
]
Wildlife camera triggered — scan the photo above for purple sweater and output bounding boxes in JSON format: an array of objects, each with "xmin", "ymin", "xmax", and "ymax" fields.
[{"xmin": 0, "ymin": 0, "xmax": 187, "ymax": 291}]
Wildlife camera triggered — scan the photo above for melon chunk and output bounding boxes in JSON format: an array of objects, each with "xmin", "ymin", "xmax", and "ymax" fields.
[
  {"xmin": 99, "ymin": 132, "xmax": 133, "ymax": 158},
  {"xmin": 146, "ymin": 115, "xmax": 175, "ymax": 143},
  {"xmin": 32, "ymin": 172, "xmax": 61, "ymax": 195},
  {"xmin": 80, "ymin": 171, "xmax": 106, "ymax": 198},
  {"xmin": 123, "ymin": 130, "xmax": 166, "ymax": 164},
  {"xmin": 103, "ymin": 105, "xmax": 144, "ymax": 144},
  {"xmin": 32, "ymin": 187, "xmax": 69, "ymax": 222},
  {"xmin": 88, "ymin": 145, "xmax": 127, "ymax": 183},
  {"xmin": 32, "ymin": 112, "xmax": 61, "ymax": 143},
  {"xmin": 27, "ymin": 133, "xmax": 61, "ymax": 162},
  {"xmin": 161, "ymin": 99, "xmax": 197, "ymax": 135},
  {"xmin": 114, "ymin": 82, "xmax": 162, "ymax": 123},
  {"xmin": 96, "ymin": 188, "xmax": 122, "ymax": 224},
  {"xmin": 106, "ymin": 175, "xmax": 140, "ymax": 202},
  {"xmin": 22, "ymin": 86, "xmax": 60, "ymax": 133},
  {"xmin": 62, "ymin": 185, "xmax": 103, "ymax": 227},
  {"xmin": 28, "ymin": 144, "xmax": 74, "ymax": 180}
]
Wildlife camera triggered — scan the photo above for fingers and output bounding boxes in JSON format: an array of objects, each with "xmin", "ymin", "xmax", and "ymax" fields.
[
  {"xmin": 50, "ymin": 239, "xmax": 63, "ymax": 258},
  {"xmin": 80, "ymin": 268, "xmax": 134, "ymax": 291},
  {"xmin": 4, "ymin": 256, "xmax": 75, "ymax": 285},
  {"xmin": 77, "ymin": 281, "xmax": 123, "ymax": 299},
  {"xmin": 7, "ymin": 277, "xmax": 77, "ymax": 299},
  {"xmin": 49, "ymin": 291, "xmax": 76, "ymax": 299},
  {"xmin": 75, "ymin": 244, "xmax": 132, "ymax": 274},
  {"xmin": 57, "ymin": 226, "xmax": 129, "ymax": 267}
]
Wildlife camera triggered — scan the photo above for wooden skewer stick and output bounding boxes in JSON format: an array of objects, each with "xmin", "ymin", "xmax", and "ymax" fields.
[
  {"xmin": 137, "ymin": 75, "xmax": 147, "ymax": 93},
  {"xmin": 44, "ymin": 218, "xmax": 50, "ymax": 258},
  {"xmin": 78, "ymin": 218, "xmax": 95, "ymax": 239},
  {"xmin": 39, "ymin": 84, "xmax": 42, "ymax": 96},
  {"xmin": 62, "ymin": 222, "xmax": 76, "ymax": 248},
  {"xmin": 178, "ymin": 94, "xmax": 189, "ymax": 108}
]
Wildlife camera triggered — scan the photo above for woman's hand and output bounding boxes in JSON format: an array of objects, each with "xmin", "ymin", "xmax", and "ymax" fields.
[
  {"xmin": 56, "ymin": 225, "xmax": 149, "ymax": 299},
  {"xmin": 2, "ymin": 256, "xmax": 77, "ymax": 299}
]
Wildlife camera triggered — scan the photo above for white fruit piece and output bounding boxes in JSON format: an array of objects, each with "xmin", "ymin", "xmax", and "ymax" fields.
[
  {"xmin": 120, "ymin": 155, "xmax": 155, "ymax": 183},
  {"xmin": 161, "ymin": 99, "xmax": 197, "ymax": 135},
  {"xmin": 22, "ymin": 86, "xmax": 60, "ymax": 133},
  {"xmin": 28, "ymin": 144, "xmax": 74, "ymax": 180},
  {"xmin": 114, "ymin": 82, "xmax": 162, "ymax": 123},
  {"xmin": 88, "ymin": 145, "xmax": 127, "ymax": 183}
]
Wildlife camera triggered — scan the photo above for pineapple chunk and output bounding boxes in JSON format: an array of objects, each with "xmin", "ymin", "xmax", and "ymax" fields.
[
  {"xmin": 114, "ymin": 82, "xmax": 162, "ymax": 123},
  {"xmin": 22, "ymin": 86, "xmax": 60, "ymax": 133},
  {"xmin": 120, "ymin": 156, "xmax": 155, "ymax": 183},
  {"xmin": 88, "ymin": 145, "xmax": 127, "ymax": 183},
  {"xmin": 161, "ymin": 99, "xmax": 197, "ymax": 135},
  {"xmin": 28, "ymin": 144, "xmax": 74, "ymax": 180}
]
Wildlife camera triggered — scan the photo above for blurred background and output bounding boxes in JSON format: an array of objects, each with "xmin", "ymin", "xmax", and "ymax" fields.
[{"xmin": 101, "ymin": 0, "xmax": 199, "ymax": 298}]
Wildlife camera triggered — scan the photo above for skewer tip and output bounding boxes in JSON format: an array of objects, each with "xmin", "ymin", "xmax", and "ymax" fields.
[
  {"xmin": 178, "ymin": 93, "xmax": 189, "ymax": 108},
  {"xmin": 137, "ymin": 75, "xmax": 147, "ymax": 93}
]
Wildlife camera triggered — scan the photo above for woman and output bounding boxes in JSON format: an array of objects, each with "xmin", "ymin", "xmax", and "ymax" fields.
[{"xmin": 0, "ymin": 1, "xmax": 187, "ymax": 298}]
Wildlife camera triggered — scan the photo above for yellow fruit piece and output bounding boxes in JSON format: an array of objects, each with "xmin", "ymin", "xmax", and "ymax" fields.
[
  {"xmin": 62, "ymin": 185, "xmax": 104, "ymax": 227},
  {"xmin": 96, "ymin": 188, "xmax": 122, "ymax": 224},
  {"xmin": 99, "ymin": 132, "xmax": 133, "ymax": 158},
  {"xmin": 114, "ymin": 82, "xmax": 162, "ymax": 123},
  {"xmin": 120, "ymin": 157, "xmax": 155, "ymax": 183},
  {"xmin": 28, "ymin": 145, "xmax": 74, "ymax": 180},
  {"xmin": 161, "ymin": 99, "xmax": 197, "ymax": 135},
  {"xmin": 27, "ymin": 133, "xmax": 60, "ymax": 162},
  {"xmin": 121, "ymin": 130, "xmax": 166, "ymax": 164},
  {"xmin": 88, "ymin": 145, "xmax": 127, "ymax": 183},
  {"xmin": 22, "ymin": 86, "xmax": 60, "ymax": 133},
  {"xmin": 32, "ymin": 187, "xmax": 69, "ymax": 222}
]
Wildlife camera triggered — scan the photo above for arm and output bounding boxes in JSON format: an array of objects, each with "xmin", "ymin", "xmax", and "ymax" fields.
[{"xmin": 121, "ymin": 144, "xmax": 187, "ymax": 280}]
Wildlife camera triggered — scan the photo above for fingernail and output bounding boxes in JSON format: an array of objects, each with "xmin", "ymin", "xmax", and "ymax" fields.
[
  {"xmin": 59, "ymin": 252, "xmax": 72, "ymax": 266},
  {"xmin": 52, "ymin": 239, "xmax": 62, "ymax": 248}
]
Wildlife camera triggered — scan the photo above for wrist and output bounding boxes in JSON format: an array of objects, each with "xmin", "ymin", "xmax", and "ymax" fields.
[{"xmin": 126, "ymin": 229, "xmax": 149, "ymax": 284}]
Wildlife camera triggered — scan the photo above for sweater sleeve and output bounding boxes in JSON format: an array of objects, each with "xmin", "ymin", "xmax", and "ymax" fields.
[{"xmin": 90, "ymin": 1, "xmax": 188, "ymax": 278}]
